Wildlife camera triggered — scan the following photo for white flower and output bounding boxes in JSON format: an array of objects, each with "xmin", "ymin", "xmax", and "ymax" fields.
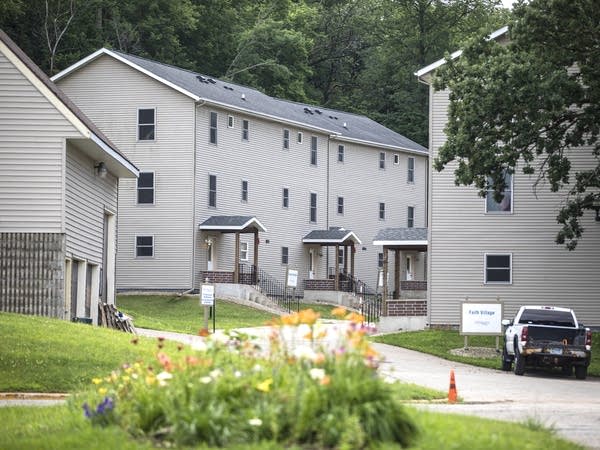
[
  {"xmin": 200, "ymin": 376, "xmax": 212, "ymax": 384},
  {"xmin": 293, "ymin": 345, "xmax": 317, "ymax": 361},
  {"xmin": 157, "ymin": 371, "xmax": 173, "ymax": 386},
  {"xmin": 191, "ymin": 339, "xmax": 207, "ymax": 352},
  {"xmin": 248, "ymin": 418, "xmax": 263, "ymax": 427},
  {"xmin": 309, "ymin": 368, "xmax": 326, "ymax": 381},
  {"xmin": 234, "ymin": 370, "xmax": 242, "ymax": 378},
  {"xmin": 383, "ymin": 375, "xmax": 396, "ymax": 384},
  {"xmin": 252, "ymin": 364, "xmax": 262, "ymax": 372},
  {"xmin": 212, "ymin": 330, "xmax": 230, "ymax": 345},
  {"xmin": 209, "ymin": 369, "xmax": 222, "ymax": 379}
]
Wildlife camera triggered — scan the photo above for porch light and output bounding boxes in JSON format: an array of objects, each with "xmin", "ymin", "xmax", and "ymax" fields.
[{"xmin": 94, "ymin": 161, "xmax": 107, "ymax": 178}]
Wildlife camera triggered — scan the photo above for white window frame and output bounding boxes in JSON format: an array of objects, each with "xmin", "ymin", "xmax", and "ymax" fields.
[
  {"xmin": 297, "ymin": 132, "xmax": 303, "ymax": 144},
  {"xmin": 135, "ymin": 235, "xmax": 154, "ymax": 258},
  {"xmin": 209, "ymin": 111, "xmax": 218, "ymax": 144},
  {"xmin": 338, "ymin": 145, "xmax": 345, "ymax": 163},
  {"xmin": 379, "ymin": 202, "xmax": 385, "ymax": 220},
  {"xmin": 379, "ymin": 152, "xmax": 385, "ymax": 170},
  {"xmin": 240, "ymin": 242, "xmax": 249, "ymax": 261},
  {"xmin": 136, "ymin": 171, "xmax": 155, "ymax": 205},
  {"xmin": 241, "ymin": 179, "xmax": 248, "ymax": 203},
  {"xmin": 484, "ymin": 253, "xmax": 512, "ymax": 284},
  {"xmin": 137, "ymin": 107, "xmax": 156, "ymax": 141},
  {"xmin": 242, "ymin": 119, "xmax": 249, "ymax": 141},
  {"xmin": 228, "ymin": 115, "xmax": 235, "ymax": 128},
  {"xmin": 485, "ymin": 172, "xmax": 514, "ymax": 214},
  {"xmin": 310, "ymin": 192, "xmax": 317, "ymax": 223},
  {"xmin": 407, "ymin": 206, "xmax": 414, "ymax": 228},
  {"xmin": 310, "ymin": 136, "xmax": 318, "ymax": 165},
  {"xmin": 281, "ymin": 246, "xmax": 289, "ymax": 265},
  {"xmin": 283, "ymin": 129, "xmax": 290, "ymax": 149},
  {"xmin": 407, "ymin": 157, "xmax": 415, "ymax": 183},
  {"xmin": 394, "ymin": 154, "xmax": 400, "ymax": 165},
  {"xmin": 208, "ymin": 174, "xmax": 217, "ymax": 208},
  {"xmin": 282, "ymin": 187, "xmax": 289, "ymax": 208},
  {"xmin": 337, "ymin": 196, "xmax": 344, "ymax": 215},
  {"xmin": 377, "ymin": 252, "xmax": 384, "ymax": 268}
]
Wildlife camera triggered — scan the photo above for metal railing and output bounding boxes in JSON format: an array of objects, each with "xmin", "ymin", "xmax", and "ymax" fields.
[
  {"xmin": 239, "ymin": 264, "xmax": 300, "ymax": 313},
  {"xmin": 327, "ymin": 268, "xmax": 382, "ymax": 323}
]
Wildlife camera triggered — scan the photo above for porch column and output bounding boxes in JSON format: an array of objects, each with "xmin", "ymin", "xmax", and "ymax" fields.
[
  {"xmin": 394, "ymin": 249, "xmax": 401, "ymax": 299},
  {"xmin": 350, "ymin": 244, "xmax": 355, "ymax": 287},
  {"xmin": 253, "ymin": 229, "xmax": 259, "ymax": 283},
  {"xmin": 335, "ymin": 244, "xmax": 340, "ymax": 291},
  {"xmin": 343, "ymin": 244, "xmax": 348, "ymax": 274},
  {"xmin": 382, "ymin": 247, "xmax": 389, "ymax": 314},
  {"xmin": 234, "ymin": 232, "xmax": 240, "ymax": 283}
]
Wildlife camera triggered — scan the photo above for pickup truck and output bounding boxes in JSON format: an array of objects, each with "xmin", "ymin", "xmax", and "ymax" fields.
[{"xmin": 501, "ymin": 306, "xmax": 592, "ymax": 379}]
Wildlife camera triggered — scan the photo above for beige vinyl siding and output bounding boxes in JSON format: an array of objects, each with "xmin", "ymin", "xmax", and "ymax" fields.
[
  {"xmin": 328, "ymin": 141, "xmax": 428, "ymax": 288},
  {"xmin": 194, "ymin": 106, "xmax": 328, "ymax": 287},
  {"xmin": 65, "ymin": 143, "xmax": 117, "ymax": 264},
  {"xmin": 0, "ymin": 52, "xmax": 79, "ymax": 232},
  {"xmin": 57, "ymin": 55, "xmax": 196, "ymax": 290},
  {"xmin": 429, "ymin": 87, "xmax": 600, "ymax": 326}
]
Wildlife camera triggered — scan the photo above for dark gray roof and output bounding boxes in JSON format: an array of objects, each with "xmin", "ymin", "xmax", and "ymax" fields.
[
  {"xmin": 0, "ymin": 31, "xmax": 137, "ymax": 176},
  {"xmin": 109, "ymin": 50, "xmax": 427, "ymax": 154},
  {"xmin": 303, "ymin": 228, "xmax": 361, "ymax": 245},
  {"xmin": 199, "ymin": 216, "xmax": 266, "ymax": 232},
  {"xmin": 373, "ymin": 228, "xmax": 428, "ymax": 243}
]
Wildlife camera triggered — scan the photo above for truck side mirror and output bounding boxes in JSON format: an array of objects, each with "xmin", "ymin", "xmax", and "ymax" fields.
[{"xmin": 501, "ymin": 319, "xmax": 512, "ymax": 326}]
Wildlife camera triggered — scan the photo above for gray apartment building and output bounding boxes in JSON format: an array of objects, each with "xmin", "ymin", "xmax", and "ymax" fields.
[{"xmin": 53, "ymin": 48, "xmax": 428, "ymax": 299}]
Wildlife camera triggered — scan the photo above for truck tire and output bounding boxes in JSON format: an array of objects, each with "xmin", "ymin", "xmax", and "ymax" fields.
[
  {"xmin": 574, "ymin": 366, "xmax": 587, "ymax": 380},
  {"xmin": 501, "ymin": 344, "xmax": 512, "ymax": 371},
  {"xmin": 561, "ymin": 365, "xmax": 572, "ymax": 376},
  {"xmin": 513, "ymin": 339, "xmax": 526, "ymax": 376}
]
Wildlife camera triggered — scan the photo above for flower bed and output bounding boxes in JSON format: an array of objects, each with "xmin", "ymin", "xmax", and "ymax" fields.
[{"xmin": 76, "ymin": 308, "xmax": 417, "ymax": 449}]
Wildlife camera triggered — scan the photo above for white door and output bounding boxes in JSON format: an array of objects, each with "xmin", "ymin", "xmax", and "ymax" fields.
[
  {"xmin": 406, "ymin": 255, "xmax": 413, "ymax": 281},
  {"xmin": 308, "ymin": 249, "xmax": 315, "ymax": 279},
  {"xmin": 207, "ymin": 243, "xmax": 214, "ymax": 271}
]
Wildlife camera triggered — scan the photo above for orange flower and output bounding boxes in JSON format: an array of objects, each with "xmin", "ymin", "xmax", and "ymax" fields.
[
  {"xmin": 344, "ymin": 312, "xmax": 365, "ymax": 324},
  {"xmin": 281, "ymin": 313, "xmax": 300, "ymax": 326},
  {"xmin": 314, "ymin": 352, "xmax": 326, "ymax": 365},
  {"xmin": 298, "ymin": 309, "xmax": 320, "ymax": 325},
  {"xmin": 363, "ymin": 345, "xmax": 378, "ymax": 360},
  {"xmin": 198, "ymin": 328, "xmax": 210, "ymax": 337},
  {"xmin": 185, "ymin": 356, "xmax": 200, "ymax": 366},
  {"xmin": 157, "ymin": 352, "xmax": 173, "ymax": 372},
  {"xmin": 320, "ymin": 375, "xmax": 331, "ymax": 386},
  {"xmin": 331, "ymin": 306, "xmax": 347, "ymax": 318}
]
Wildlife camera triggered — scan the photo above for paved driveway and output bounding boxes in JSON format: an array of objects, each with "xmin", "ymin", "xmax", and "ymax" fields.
[{"xmin": 375, "ymin": 343, "xmax": 600, "ymax": 450}]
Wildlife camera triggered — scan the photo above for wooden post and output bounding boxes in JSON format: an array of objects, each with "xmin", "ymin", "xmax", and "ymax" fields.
[
  {"xmin": 253, "ymin": 229, "xmax": 259, "ymax": 279},
  {"xmin": 383, "ymin": 247, "xmax": 388, "ymax": 301},
  {"xmin": 335, "ymin": 244, "xmax": 340, "ymax": 291},
  {"xmin": 343, "ymin": 244, "xmax": 348, "ymax": 274},
  {"xmin": 394, "ymin": 249, "xmax": 401, "ymax": 299},
  {"xmin": 234, "ymin": 232, "xmax": 240, "ymax": 283},
  {"xmin": 350, "ymin": 243, "xmax": 355, "ymax": 287}
]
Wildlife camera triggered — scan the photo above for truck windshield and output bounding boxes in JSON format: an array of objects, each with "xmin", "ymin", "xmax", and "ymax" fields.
[{"xmin": 518, "ymin": 309, "xmax": 575, "ymax": 327}]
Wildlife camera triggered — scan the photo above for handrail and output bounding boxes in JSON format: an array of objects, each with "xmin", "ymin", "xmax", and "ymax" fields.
[{"xmin": 239, "ymin": 263, "xmax": 299, "ymax": 313}]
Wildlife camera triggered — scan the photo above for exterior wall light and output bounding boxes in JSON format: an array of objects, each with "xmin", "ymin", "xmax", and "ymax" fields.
[{"xmin": 94, "ymin": 162, "xmax": 108, "ymax": 178}]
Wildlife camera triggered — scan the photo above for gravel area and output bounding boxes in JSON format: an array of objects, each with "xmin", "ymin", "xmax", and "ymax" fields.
[{"xmin": 449, "ymin": 346, "xmax": 501, "ymax": 359}]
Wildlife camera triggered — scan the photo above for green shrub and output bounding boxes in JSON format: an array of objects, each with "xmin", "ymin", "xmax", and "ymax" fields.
[{"xmin": 74, "ymin": 309, "xmax": 417, "ymax": 449}]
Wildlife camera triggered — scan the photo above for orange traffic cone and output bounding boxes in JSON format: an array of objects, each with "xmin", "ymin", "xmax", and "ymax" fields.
[{"xmin": 448, "ymin": 369, "xmax": 458, "ymax": 403}]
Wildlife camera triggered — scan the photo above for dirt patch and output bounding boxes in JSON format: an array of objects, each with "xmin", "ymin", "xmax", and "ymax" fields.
[{"xmin": 449, "ymin": 347, "xmax": 500, "ymax": 359}]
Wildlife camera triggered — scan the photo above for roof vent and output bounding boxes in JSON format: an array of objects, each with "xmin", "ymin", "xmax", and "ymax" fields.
[
  {"xmin": 208, "ymin": 78, "xmax": 216, "ymax": 84},
  {"xmin": 241, "ymin": 93, "xmax": 246, "ymax": 100},
  {"xmin": 343, "ymin": 122, "xmax": 347, "ymax": 128},
  {"xmin": 304, "ymin": 107, "xmax": 311, "ymax": 114},
  {"xmin": 196, "ymin": 75, "xmax": 206, "ymax": 82},
  {"xmin": 315, "ymin": 109, "xmax": 322, "ymax": 114}
]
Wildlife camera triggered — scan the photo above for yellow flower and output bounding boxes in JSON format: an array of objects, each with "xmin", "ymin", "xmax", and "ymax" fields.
[
  {"xmin": 122, "ymin": 375, "xmax": 130, "ymax": 382},
  {"xmin": 256, "ymin": 378, "xmax": 273, "ymax": 392},
  {"xmin": 145, "ymin": 375, "xmax": 156, "ymax": 385},
  {"xmin": 331, "ymin": 306, "xmax": 347, "ymax": 318},
  {"xmin": 98, "ymin": 387, "xmax": 107, "ymax": 395},
  {"xmin": 345, "ymin": 312, "xmax": 365, "ymax": 324},
  {"xmin": 298, "ymin": 309, "xmax": 320, "ymax": 325},
  {"xmin": 92, "ymin": 378, "xmax": 102, "ymax": 385}
]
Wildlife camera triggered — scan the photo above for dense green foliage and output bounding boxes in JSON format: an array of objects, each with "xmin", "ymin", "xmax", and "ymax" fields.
[
  {"xmin": 434, "ymin": 0, "xmax": 600, "ymax": 249},
  {"xmin": 373, "ymin": 329, "xmax": 600, "ymax": 377},
  {"xmin": 0, "ymin": 0, "xmax": 509, "ymax": 146}
]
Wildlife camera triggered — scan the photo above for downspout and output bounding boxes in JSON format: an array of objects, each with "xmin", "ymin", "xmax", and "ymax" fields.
[{"xmin": 326, "ymin": 136, "xmax": 332, "ymax": 276}]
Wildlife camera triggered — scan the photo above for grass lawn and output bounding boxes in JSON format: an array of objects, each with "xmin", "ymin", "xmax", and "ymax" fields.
[
  {"xmin": 0, "ymin": 404, "xmax": 582, "ymax": 450},
  {"xmin": 373, "ymin": 330, "xmax": 599, "ymax": 377},
  {"xmin": 116, "ymin": 295, "xmax": 341, "ymax": 334}
]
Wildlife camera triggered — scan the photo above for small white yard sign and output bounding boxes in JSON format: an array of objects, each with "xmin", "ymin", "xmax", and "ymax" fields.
[
  {"xmin": 460, "ymin": 302, "xmax": 503, "ymax": 336},
  {"xmin": 200, "ymin": 284, "xmax": 215, "ymax": 306},
  {"xmin": 286, "ymin": 269, "xmax": 299, "ymax": 288}
]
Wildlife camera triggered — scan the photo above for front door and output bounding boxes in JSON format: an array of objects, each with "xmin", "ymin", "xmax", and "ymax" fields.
[
  {"xmin": 308, "ymin": 249, "xmax": 315, "ymax": 279},
  {"xmin": 207, "ymin": 242, "xmax": 214, "ymax": 271},
  {"xmin": 406, "ymin": 255, "xmax": 413, "ymax": 281}
]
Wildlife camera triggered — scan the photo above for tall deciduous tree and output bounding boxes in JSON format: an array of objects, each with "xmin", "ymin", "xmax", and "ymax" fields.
[{"xmin": 434, "ymin": 0, "xmax": 600, "ymax": 249}]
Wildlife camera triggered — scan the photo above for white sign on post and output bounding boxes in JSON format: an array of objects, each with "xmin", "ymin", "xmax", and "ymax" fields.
[
  {"xmin": 286, "ymin": 269, "xmax": 298, "ymax": 288},
  {"xmin": 460, "ymin": 302, "xmax": 503, "ymax": 335},
  {"xmin": 201, "ymin": 284, "xmax": 215, "ymax": 306}
]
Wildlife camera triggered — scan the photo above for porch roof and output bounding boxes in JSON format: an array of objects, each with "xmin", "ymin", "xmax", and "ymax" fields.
[
  {"xmin": 302, "ymin": 228, "xmax": 362, "ymax": 245},
  {"xmin": 372, "ymin": 227, "xmax": 427, "ymax": 251},
  {"xmin": 199, "ymin": 215, "xmax": 267, "ymax": 233}
]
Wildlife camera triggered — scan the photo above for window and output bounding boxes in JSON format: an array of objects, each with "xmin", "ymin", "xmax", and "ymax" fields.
[
  {"xmin": 379, "ymin": 202, "xmax": 385, "ymax": 220},
  {"xmin": 407, "ymin": 206, "xmax": 414, "ymax": 228},
  {"xmin": 136, "ymin": 236, "xmax": 153, "ymax": 257},
  {"xmin": 338, "ymin": 145, "xmax": 345, "ymax": 162},
  {"xmin": 379, "ymin": 152, "xmax": 385, "ymax": 169},
  {"xmin": 338, "ymin": 248, "xmax": 344, "ymax": 265},
  {"xmin": 310, "ymin": 136, "xmax": 317, "ymax": 165},
  {"xmin": 378, "ymin": 252, "xmax": 384, "ymax": 268},
  {"xmin": 240, "ymin": 242, "xmax": 248, "ymax": 261},
  {"xmin": 310, "ymin": 192, "xmax": 317, "ymax": 223},
  {"xmin": 486, "ymin": 171, "xmax": 513, "ymax": 213},
  {"xmin": 138, "ymin": 108, "xmax": 155, "ymax": 141},
  {"xmin": 337, "ymin": 196, "xmax": 344, "ymax": 215},
  {"xmin": 394, "ymin": 154, "xmax": 400, "ymax": 165},
  {"xmin": 281, "ymin": 247, "xmax": 289, "ymax": 265},
  {"xmin": 241, "ymin": 180, "xmax": 248, "ymax": 202},
  {"xmin": 228, "ymin": 115, "xmax": 234, "ymax": 128},
  {"xmin": 209, "ymin": 112, "xmax": 217, "ymax": 144},
  {"xmin": 485, "ymin": 254, "xmax": 512, "ymax": 284},
  {"xmin": 137, "ymin": 172, "xmax": 154, "ymax": 204},
  {"xmin": 283, "ymin": 129, "xmax": 290, "ymax": 149},
  {"xmin": 208, "ymin": 174, "xmax": 217, "ymax": 207},
  {"xmin": 242, "ymin": 119, "xmax": 249, "ymax": 141},
  {"xmin": 407, "ymin": 157, "xmax": 415, "ymax": 182},
  {"xmin": 282, "ymin": 187, "xmax": 289, "ymax": 208},
  {"xmin": 297, "ymin": 132, "xmax": 303, "ymax": 144}
]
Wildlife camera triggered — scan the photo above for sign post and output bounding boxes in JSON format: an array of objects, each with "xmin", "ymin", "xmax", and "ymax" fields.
[
  {"xmin": 286, "ymin": 268, "xmax": 299, "ymax": 312},
  {"xmin": 460, "ymin": 299, "xmax": 503, "ymax": 349},
  {"xmin": 200, "ymin": 281, "xmax": 215, "ymax": 333}
]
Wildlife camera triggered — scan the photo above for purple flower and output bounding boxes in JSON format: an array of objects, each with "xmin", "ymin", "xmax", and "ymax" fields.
[{"xmin": 82, "ymin": 402, "xmax": 92, "ymax": 418}]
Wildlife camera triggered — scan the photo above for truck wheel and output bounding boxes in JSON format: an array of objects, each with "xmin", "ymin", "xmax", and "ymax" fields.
[
  {"xmin": 561, "ymin": 365, "xmax": 572, "ymax": 376},
  {"xmin": 513, "ymin": 339, "xmax": 526, "ymax": 376},
  {"xmin": 501, "ymin": 344, "xmax": 512, "ymax": 371},
  {"xmin": 574, "ymin": 366, "xmax": 587, "ymax": 380}
]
